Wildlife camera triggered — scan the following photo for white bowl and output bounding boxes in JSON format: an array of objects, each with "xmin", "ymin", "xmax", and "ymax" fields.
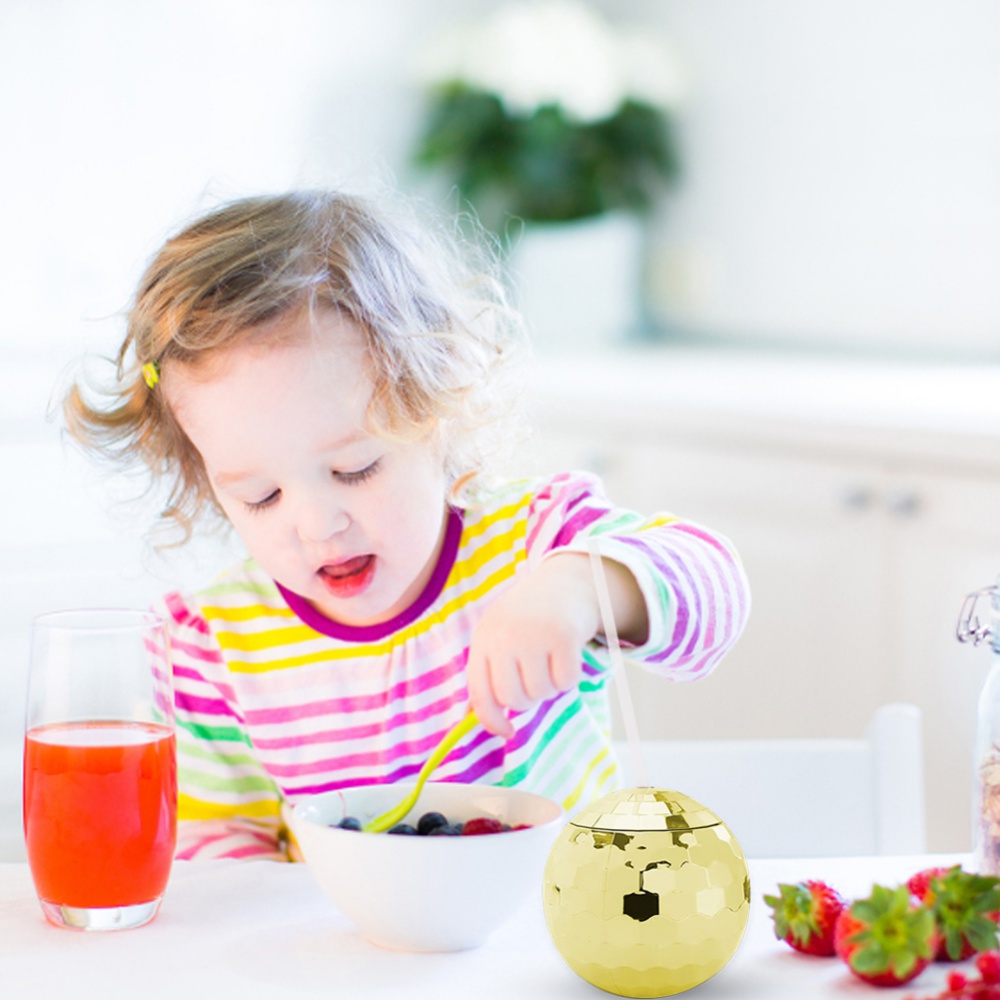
[{"xmin": 288, "ymin": 781, "xmax": 565, "ymax": 952}]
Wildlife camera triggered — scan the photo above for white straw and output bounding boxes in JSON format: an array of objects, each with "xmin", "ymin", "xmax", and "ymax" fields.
[{"xmin": 587, "ymin": 538, "xmax": 648, "ymax": 787}]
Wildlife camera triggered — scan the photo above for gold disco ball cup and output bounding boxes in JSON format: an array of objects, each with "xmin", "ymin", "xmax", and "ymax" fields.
[{"xmin": 543, "ymin": 787, "xmax": 751, "ymax": 998}]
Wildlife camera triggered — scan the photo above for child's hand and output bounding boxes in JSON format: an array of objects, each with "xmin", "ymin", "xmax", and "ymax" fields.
[{"xmin": 466, "ymin": 553, "xmax": 647, "ymax": 738}]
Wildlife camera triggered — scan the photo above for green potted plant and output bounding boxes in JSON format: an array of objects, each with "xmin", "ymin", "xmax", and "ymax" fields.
[
  {"xmin": 413, "ymin": 1, "xmax": 682, "ymax": 236},
  {"xmin": 411, "ymin": 1, "xmax": 684, "ymax": 351}
]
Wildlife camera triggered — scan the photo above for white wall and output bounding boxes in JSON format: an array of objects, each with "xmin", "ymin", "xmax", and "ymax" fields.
[
  {"xmin": 3, "ymin": 0, "xmax": 997, "ymax": 376},
  {"xmin": 632, "ymin": 0, "xmax": 1000, "ymax": 358},
  {"xmin": 0, "ymin": 0, "xmax": 491, "ymax": 375}
]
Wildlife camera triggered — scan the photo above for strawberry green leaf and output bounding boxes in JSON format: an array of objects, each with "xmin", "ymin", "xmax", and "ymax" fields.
[
  {"xmin": 764, "ymin": 883, "xmax": 820, "ymax": 945},
  {"xmin": 967, "ymin": 917, "xmax": 1000, "ymax": 952},
  {"xmin": 851, "ymin": 900, "xmax": 881, "ymax": 924},
  {"xmin": 851, "ymin": 942, "xmax": 889, "ymax": 974},
  {"xmin": 890, "ymin": 949, "xmax": 918, "ymax": 980},
  {"xmin": 943, "ymin": 925, "xmax": 965, "ymax": 960},
  {"xmin": 843, "ymin": 884, "xmax": 936, "ymax": 978}
]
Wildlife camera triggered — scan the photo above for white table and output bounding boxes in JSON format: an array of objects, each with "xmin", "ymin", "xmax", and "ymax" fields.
[{"xmin": 0, "ymin": 853, "xmax": 973, "ymax": 998}]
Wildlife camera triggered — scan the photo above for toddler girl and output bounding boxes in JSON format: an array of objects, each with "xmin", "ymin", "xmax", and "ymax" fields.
[{"xmin": 65, "ymin": 189, "xmax": 750, "ymax": 861}]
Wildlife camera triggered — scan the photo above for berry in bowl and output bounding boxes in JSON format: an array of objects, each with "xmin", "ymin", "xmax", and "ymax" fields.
[{"xmin": 288, "ymin": 781, "xmax": 564, "ymax": 952}]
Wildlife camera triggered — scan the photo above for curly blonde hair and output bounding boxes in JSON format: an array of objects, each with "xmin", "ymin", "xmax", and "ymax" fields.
[{"xmin": 64, "ymin": 189, "xmax": 528, "ymax": 542}]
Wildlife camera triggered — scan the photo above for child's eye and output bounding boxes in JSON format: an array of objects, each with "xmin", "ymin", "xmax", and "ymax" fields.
[
  {"xmin": 245, "ymin": 489, "xmax": 281, "ymax": 513},
  {"xmin": 335, "ymin": 459, "xmax": 381, "ymax": 485}
]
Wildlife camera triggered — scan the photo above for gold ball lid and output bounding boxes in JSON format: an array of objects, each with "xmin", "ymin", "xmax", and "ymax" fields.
[{"xmin": 569, "ymin": 787, "xmax": 722, "ymax": 834}]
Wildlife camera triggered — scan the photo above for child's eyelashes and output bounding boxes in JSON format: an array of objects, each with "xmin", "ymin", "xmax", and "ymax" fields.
[
  {"xmin": 242, "ymin": 460, "xmax": 382, "ymax": 514},
  {"xmin": 335, "ymin": 459, "xmax": 381, "ymax": 485},
  {"xmin": 245, "ymin": 490, "xmax": 280, "ymax": 513}
]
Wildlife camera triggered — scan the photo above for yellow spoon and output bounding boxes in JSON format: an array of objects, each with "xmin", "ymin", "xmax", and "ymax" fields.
[{"xmin": 363, "ymin": 710, "xmax": 480, "ymax": 833}]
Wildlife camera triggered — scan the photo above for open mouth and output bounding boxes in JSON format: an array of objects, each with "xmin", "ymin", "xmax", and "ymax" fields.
[{"xmin": 318, "ymin": 555, "xmax": 376, "ymax": 598}]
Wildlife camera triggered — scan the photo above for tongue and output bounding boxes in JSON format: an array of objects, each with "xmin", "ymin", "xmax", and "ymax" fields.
[{"xmin": 323, "ymin": 556, "xmax": 371, "ymax": 579}]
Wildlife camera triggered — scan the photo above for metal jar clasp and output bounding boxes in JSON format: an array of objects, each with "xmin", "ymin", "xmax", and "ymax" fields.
[{"xmin": 957, "ymin": 586, "xmax": 999, "ymax": 645}]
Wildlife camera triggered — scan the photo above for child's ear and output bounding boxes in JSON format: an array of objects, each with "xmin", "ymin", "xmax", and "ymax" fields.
[{"xmin": 447, "ymin": 470, "xmax": 478, "ymax": 508}]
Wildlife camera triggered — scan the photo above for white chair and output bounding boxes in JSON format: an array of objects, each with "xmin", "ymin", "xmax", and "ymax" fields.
[{"xmin": 613, "ymin": 703, "xmax": 926, "ymax": 859}]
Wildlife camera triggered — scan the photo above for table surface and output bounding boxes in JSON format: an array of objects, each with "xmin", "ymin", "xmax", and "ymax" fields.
[{"xmin": 0, "ymin": 852, "xmax": 974, "ymax": 999}]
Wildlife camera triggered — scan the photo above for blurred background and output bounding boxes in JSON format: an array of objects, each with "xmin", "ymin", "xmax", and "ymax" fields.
[
  {"xmin": 2, "ymin": 0, "xmax": 1000, "ymax": 856},
  {"xmin": 1, "ymin": 0, "xmax": 998, "ymax": 366}
]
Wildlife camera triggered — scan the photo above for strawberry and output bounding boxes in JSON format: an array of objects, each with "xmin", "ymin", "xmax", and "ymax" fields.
[
  {"xmin": 907, "ymin": 865, "xmax": 1000, "ymax": 961},
  {"xmin": 763, "ymin": 880, "xmax": 848, "ymax": 956},
  {"xmin": 908, "ymin": 866, "xmax": 956, "ymax": 902},
  {"xmin": 834, "ymin": 883, "xmax": 937, "ymax": 986}
]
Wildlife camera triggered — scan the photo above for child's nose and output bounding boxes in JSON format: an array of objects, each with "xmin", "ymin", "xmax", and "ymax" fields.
[{"xmin": 296, "ymin": 501, "xmax": 351, "ymax": 543}]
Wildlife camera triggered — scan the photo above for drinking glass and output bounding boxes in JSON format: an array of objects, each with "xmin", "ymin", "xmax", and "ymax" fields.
[{"xmin": 23, "ymin": 609, "xmax": 177, "ymax": 931}]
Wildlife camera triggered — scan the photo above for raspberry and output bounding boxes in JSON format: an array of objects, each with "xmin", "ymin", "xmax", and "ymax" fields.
[
  {"xmin": 461, "ymin": 816, "xmax": 504, "ymax": 836},
  {"xmin": 978, "ymin": 950, "xmax": 1000, "ymax": 984}
]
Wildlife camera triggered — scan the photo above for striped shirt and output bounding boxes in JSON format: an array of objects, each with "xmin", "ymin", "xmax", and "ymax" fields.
[{"xmin": 158, "ymin": 471, "xmax": 750, "ymax": 860}]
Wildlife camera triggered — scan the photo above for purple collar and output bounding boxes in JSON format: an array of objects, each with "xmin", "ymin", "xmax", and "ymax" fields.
[{"xmin": 275, "ymin": 505, "xmax": 464, "ymax": 642}]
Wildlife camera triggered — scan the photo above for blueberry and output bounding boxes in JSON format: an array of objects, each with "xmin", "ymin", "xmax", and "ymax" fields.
[
  {"xmin": 417, "ymin": 811, "xmax": 448, "ymax": 836},
  {"xmin": 387, "ymin": 823, "xmax": 419, "ymax": 835},
  {"xmin": 336, "ymin": 816, "xmax": 362, "ymax": 831},
  {"xmin": 427, "ymin": 822, "xmax": 464, "ymax": 836}
]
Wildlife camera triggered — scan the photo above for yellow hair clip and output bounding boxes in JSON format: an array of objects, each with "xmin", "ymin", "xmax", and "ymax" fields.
[{"xmin": 142, "ymin": 360, "xmax": 160, "ymax": 389}]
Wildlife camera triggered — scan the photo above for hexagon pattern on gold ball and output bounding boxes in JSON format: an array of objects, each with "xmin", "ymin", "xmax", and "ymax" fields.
[{"xmin": 543, "ymin": 787, "xmax": 751, "ymax": 998}]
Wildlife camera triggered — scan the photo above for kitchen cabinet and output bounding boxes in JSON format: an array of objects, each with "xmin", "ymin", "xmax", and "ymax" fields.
[{"xmin": 524, "ymin": 348, "xmax": 1000, "ymax": 853}]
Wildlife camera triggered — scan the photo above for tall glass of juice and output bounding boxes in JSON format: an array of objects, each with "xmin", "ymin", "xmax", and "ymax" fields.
[{"xmin": 23, "ymin": 609, "xmax": 176, "ymax": 931}]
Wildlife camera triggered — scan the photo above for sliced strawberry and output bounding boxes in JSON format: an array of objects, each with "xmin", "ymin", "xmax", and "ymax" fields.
[
  {"xmin": 833, "ymin": 884, "xmax": 937, "ymax": 986},
  {"xmin": 763, "ymin": 880, "xmax": 848, "ymax": 956},
  {"xmin": 907, "ymin": 864, "xmax": 1000, "ymax": 961}
]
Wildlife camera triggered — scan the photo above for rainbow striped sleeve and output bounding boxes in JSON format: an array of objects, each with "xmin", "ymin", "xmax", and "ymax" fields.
[
  {"xmin": 527, "ymin": 471, "xmax": 750, "ymax": 680},
  {"xmin": 159, "ymin": 590, "xmax": 289, "ymax": 861}
]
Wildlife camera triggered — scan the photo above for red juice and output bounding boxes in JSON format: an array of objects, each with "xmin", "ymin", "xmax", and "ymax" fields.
[{"xmin": 23, "ymin": 721, "xmax": 177, "ymax": 908}]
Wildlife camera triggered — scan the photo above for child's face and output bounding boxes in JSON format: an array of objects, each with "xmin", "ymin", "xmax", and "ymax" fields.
[{"xmin": 163, "ymin": 307, "xmax": 451, "ymax": 627}]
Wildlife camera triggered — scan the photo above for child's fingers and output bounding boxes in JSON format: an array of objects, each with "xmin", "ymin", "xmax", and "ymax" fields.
[
  {"xmin": 466, "ymin": 650, "xmax": 514, "ymax": 738},
  {"xmin": 490, "ymin": 655, "xmax": 534, "ymax": 712},
  {"xmin": 520, "ymin": 654, "xmax": 560, "ymax": 703},
  {"xmin": 549, "ymin": 643, "xmax": 583, "ymax": 692}
]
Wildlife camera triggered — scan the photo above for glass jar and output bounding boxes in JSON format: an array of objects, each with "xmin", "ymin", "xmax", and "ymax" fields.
[{"xmin": 958, "ymin": 579, "xmax": 1000, "ymax": 874}]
